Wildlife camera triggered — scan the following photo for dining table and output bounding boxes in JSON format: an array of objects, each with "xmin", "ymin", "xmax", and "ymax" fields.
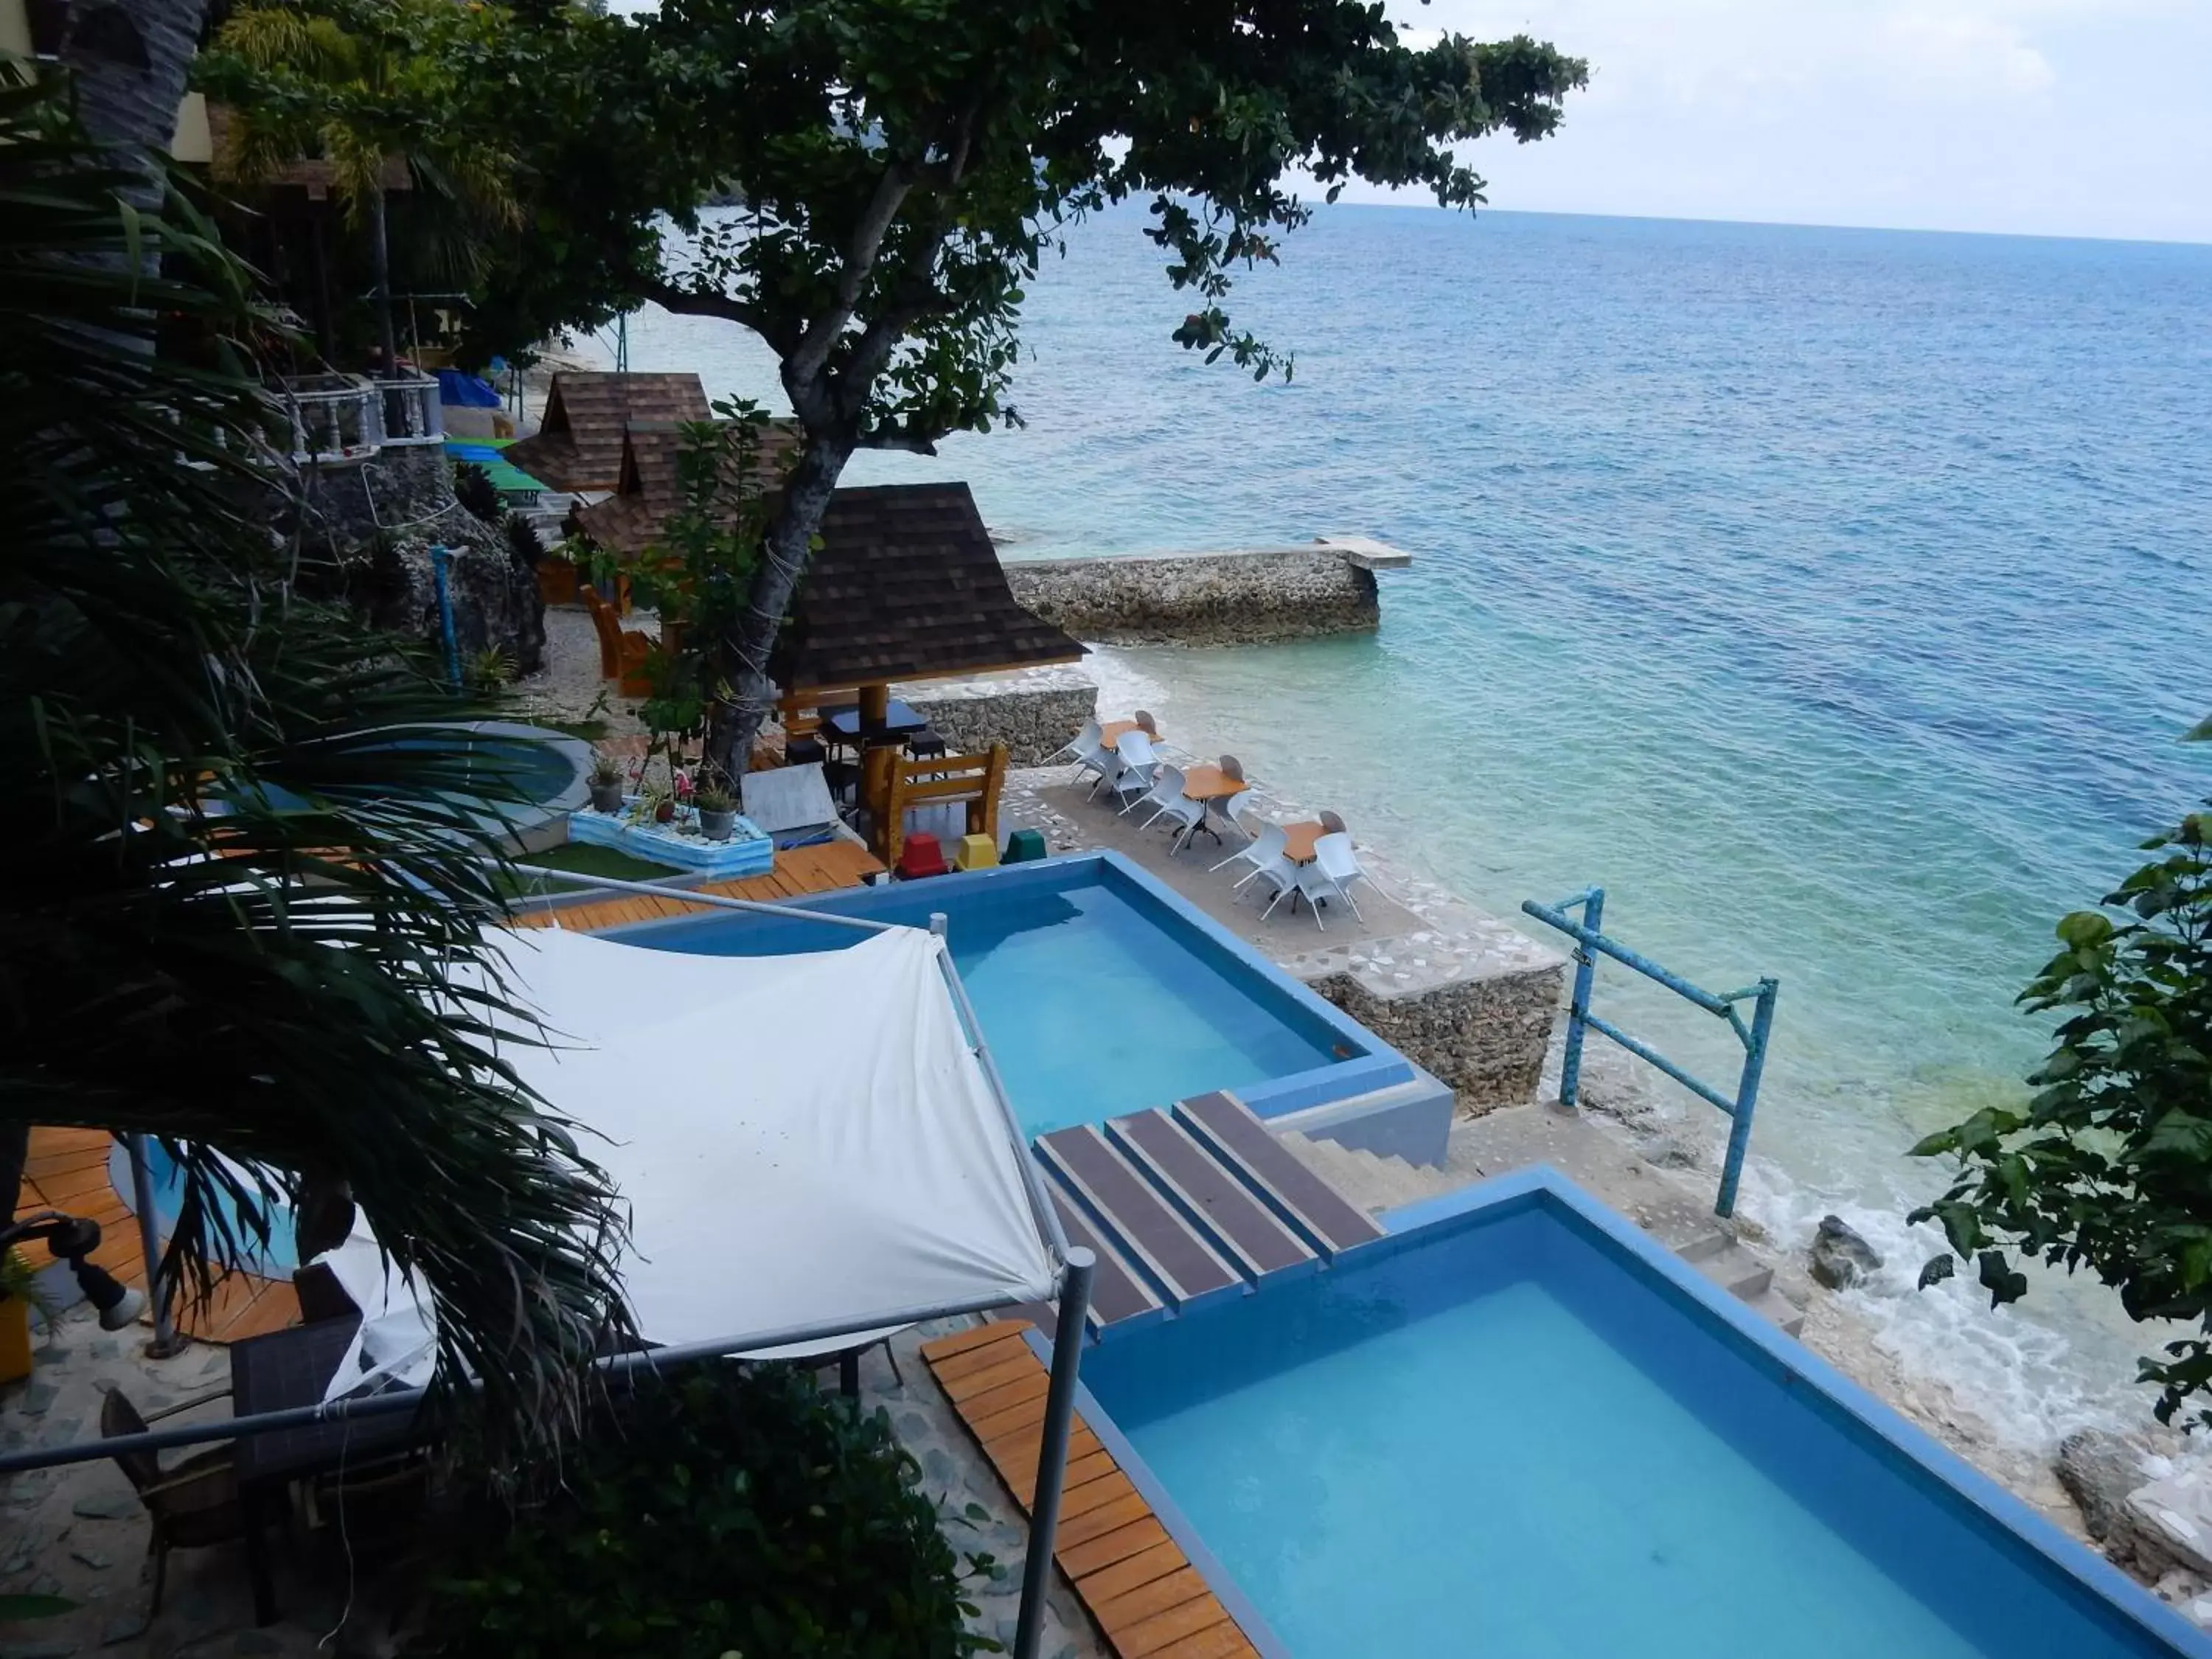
[
  {"xmin": 1173, "ymin": 764, "xmax": 1248, "ymax": 852},
  {"xmin": 1098, "ymin": 719, "xmax": 1160, "ymax": 751},
  {"xmin": 1279, "ymin": 821, "xmax": 1327, "ymax": 863}
]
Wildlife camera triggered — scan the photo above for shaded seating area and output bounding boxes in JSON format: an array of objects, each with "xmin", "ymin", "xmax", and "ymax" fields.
[{"xmin": 506, "ymin": 371, "xmax": 712, "ymax": 496}]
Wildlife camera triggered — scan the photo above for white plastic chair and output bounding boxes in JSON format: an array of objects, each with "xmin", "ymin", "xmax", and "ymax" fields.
[
  {"xmin": 1214, "ymin": 818, "xmax": 1284, "ymax": 881},
  {"xmin": 1109, "ymin": 729, "xmax": 1159, "ymax": 811},
  {"xmin": 1248, "ymin": 849, "xmax": 1301, "ymax": 916},
  {"xmin": 1207, "ymin": 791, "xmax": 1263, "ymax": 864},
  {"xmin": 1133, "ymin": 763, "xmax": 1188, "ymax": 826},
  {"xmin": 1056, "ymin": 717, "xmax": 1102, "ymax": 766},
  {"xmin": 1146, "ymin": 772, "xmax": 1207, "ymax": 845},
  {"xmin": 1286, "ymin": 831, "xmax": 1366, "ymax": 929}
]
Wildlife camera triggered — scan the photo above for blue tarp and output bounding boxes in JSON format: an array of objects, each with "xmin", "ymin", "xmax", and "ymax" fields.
[{"xmin": 436, "ymin": 368, "xmax": 502, "ymax": 409}]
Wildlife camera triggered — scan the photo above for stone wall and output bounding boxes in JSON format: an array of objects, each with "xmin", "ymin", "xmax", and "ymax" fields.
[
  {"xmin": 1005, "ymin": 545, "xmax": 1385, "ymax": 645},
  {"xmin": 1301, "ymin": 959, "xmax": 1566, "ymax": 1107},
  {"xmin": 294, "ymin": 445, "xmax": 547, "ymax": 675},
  {"xmin": 900, "ymin": 666, "xmax": 1098, "ymax": 766}
]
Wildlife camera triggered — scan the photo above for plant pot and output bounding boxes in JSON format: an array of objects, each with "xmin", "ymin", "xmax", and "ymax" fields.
[
  {"xmin": 698, "ymin": 807, "xmax": 736, "ymax": 842},
  {"xmin": 0, "ymin": 1296, "xmax": 32, "ymax": 1385},
  {"xmin": 588, "ymin": 782, "xmax": 624, "ymax": 815},
  {"xmin": 536, "ymin": 560, "xmax": 579, "ymax": 606},
  {"xmin": 654, "ymin": 800, "xmax": 675, "ymax": 824}
]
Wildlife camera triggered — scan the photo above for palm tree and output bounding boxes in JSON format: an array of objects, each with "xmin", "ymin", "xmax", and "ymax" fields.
[
  {"xmin": 0, "ymin": 66, "xmax": 631, "ymax": 1446},
  {"xmin": 199, "ymin": 0, "xmax": 521, "ymax": 378}
]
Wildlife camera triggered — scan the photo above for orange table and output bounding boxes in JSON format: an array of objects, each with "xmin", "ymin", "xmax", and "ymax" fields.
[
  {"xmin": 1173, "ymin": 765, "xmax": 1248, "ymax": 852},
  {"xmin": 1280, "ymin": 821, "xmax": 1326, "ymax": 863},
  {"xmin": 1099, "ymin": 719, "xmax": 1159, "ymax": 751}
]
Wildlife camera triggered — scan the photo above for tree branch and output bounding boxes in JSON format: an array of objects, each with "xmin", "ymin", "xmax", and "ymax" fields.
[
  {"xmin": 785, "ymin": 159, "xmax": 917, "ymax": 389},
  {"xmin": 852, "ymin": 428, "xmax": 940, "ymax": 455},
  {"xmin": 639, "ymin": 278, "xmax": 772, "ymax": 337}
]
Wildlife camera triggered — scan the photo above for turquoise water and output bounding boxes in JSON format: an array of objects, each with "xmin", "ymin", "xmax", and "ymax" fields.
[
  {"xmin": 117, "ymin": 1143, "xmax": 299, "ymax": 1274},
  {"xmin": 1082, "ymin": 1203, "xmax": 2183, "ymax": 1659},
  {"xmin": 625, "ymin": 868, "xmax": 1343, "ymax": 1136},
  {"xmin": 621, "ymin": 206, "xmax": 2212, "ymax": 1442}
]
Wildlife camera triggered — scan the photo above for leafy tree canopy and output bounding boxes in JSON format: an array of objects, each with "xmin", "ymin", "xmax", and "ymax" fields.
[
  {"xmin": 1913, "ymin": 804, "xmax": 2212, "ymax": 1430},
  {"xmin": 470, "ymin": 0, "xmax": 1586, "ymax": 767}
]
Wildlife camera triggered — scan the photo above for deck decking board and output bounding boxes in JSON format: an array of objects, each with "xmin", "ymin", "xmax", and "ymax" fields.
[
  {"xmin": 1037, "ymin": 1127, "xmax": 1241, "ymax": 1309},
  {"xmin": 513, "ymin": 838, "xmax": 884, "ymax": 933},
  {"xmin": 1107, "ymin": 1111, "xmax": 1315, "ymax": 1279},
  {"xmin": 1172, "ymin": 1091, "xmax": 1384, "ymax": 1258},
  {"xmin": 922, "ymin": 1324, "xmax": 1262, "ymax": 1659}
]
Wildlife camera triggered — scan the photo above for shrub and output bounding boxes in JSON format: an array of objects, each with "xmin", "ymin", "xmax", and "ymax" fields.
[
  {"xmin": 420, "ymin": 1365, "xmax": 1001, "ymax": 1658},
  {"xmin": 504, "ymin": 511, "xmax": 546, "ymax": 569},
  {"xmin": 453, "ymin": 460, "xmax": 502, "ymax": 523}
]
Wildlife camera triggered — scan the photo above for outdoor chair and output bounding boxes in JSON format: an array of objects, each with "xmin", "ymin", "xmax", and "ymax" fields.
[
  {"xmin": 1109, "ymin": 731, "xmax": 1160, "ymax": 812},
  {"xmin": 1143, "ymin": 769, "xmax": 1207, "ymax": 843},
  {"xmin": 1133, "ymin": 709, "xmax": 1158, "ymax": 737},
  {"xmin": 907, "ymin": 726, "xmax": 948, "ymax": 762},
  {"xmin": 1245, "ymin": 845, "xmax": 1301, "ymax": 916},
  {"xmin": 1319, "ymin": 810, "xmax": 1348, "ymax": 835},
  {"xmin": 1130, "ymin": 762, "xmax": 1186, "ymax": 826},
  {"xmin": 1054, "ymin": 717, "xmax": 1102, "ymax": 766},
  {"xmin": 1213, "ymin": 818, "xmax": 1285, "ymax": 880},
  {"xmin": 1281, "ymin": 831, "xmax": 1367, "ymax": 930},
  {"xmin": 1073, "ymin": 728, "xmax": 1117, "ymax": 795},
  {"xmin": 1219, "ymin": 754, "xmax": 1245, "ymax": 782},
  {"xmin": 100, "ymin": 1384, "xmax": 244, "ymax": 1614}
]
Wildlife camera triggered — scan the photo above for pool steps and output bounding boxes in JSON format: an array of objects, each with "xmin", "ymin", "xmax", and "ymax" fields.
[{"xmin": 1028, "ymin": 1091, "xmax": 1384, "ymax": 1340}]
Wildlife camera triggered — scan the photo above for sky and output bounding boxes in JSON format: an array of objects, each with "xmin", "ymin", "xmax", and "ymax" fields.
[{"xmin": 1354, "ymin": 0, "xmax": 2212, "ymax": 243}]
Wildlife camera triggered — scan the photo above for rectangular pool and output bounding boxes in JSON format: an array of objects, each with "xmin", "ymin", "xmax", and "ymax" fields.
[
  {"xmin": 607, "ymin": 852, "xmax": 1408, "ymax": 1138},
  {"xmin": 1077, "ymin": 1171, "xmax": 2208, "ymax": 1659}
]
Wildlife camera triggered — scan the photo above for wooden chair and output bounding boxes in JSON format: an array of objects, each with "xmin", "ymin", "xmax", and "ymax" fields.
[
  {"xmin": 101, "ymin": 1385, "xmax": 244, "ymax": 1613},
  {"xmin": 582, "ymin": 586, "xmax": 655, "ymax": 696}
]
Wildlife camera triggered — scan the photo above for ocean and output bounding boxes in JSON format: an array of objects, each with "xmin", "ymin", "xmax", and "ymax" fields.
[{"xmin": 616, "ymin": 204, "xmax": 2212, "ymax": 1455}]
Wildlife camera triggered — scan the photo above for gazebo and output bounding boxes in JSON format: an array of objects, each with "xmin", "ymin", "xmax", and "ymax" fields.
[{"xmin": 507, "ymin": 371, "xmax": 712, "ymax": 495}]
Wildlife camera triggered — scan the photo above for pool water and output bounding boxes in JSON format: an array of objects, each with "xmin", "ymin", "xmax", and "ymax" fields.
[
  {"xmin": 625, "ymin": 863, "xmax": 1347, "ymax": 1136},
  {"xmin": 1081, "ymin": 1197, "xmax": 2182, "ymax": 1659},
  {"xmin": 111, "ymin": 1141, "xmax": 299, "ymax": 1275}
]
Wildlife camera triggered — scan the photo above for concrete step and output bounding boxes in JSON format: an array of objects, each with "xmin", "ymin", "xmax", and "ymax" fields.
[
  {"xmin": 1279, "ymin": 1130, "xmax": 1441, "ymax": 1218},
  {"xmin": 1679, "ymin": 1231, "xmax": 1804, "ymax": 1338}
]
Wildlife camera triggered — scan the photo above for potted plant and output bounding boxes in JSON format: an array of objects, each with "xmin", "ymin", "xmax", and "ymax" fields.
[
  {"xmin": 587, "ymin": 754, "xmax": 625, "ymax": 815},
  {"xmin": 0, "ymin": 1247, "xmax": 58, "ymax": 1385},
  {"xmin": 695, "ymin": 776, "xmax": 738, "ymax": 842}
]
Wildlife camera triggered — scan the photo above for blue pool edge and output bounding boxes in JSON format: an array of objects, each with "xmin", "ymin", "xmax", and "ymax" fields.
[{"xmin": 1027, "ymin": 1166, "xmax": 2212, "ymax": 1659}]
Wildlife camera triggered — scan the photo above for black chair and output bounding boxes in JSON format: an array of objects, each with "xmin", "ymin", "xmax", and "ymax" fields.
[
  {"xmin": 907, "ymin": 726, "xmax": 947, "ymax": 762},
  {"xmin": 785, "ymin": 735, "xmax": 826, "ymax": 767},
  {"xmin": 101, "ymin": 1385, "xmax": 243, "ymax": 1613}
]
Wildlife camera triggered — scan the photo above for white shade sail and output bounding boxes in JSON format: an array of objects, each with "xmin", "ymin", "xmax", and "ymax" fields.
[{"xmin": 324, "ymin": 919, "xmax": 1058, "ymax": 1400}]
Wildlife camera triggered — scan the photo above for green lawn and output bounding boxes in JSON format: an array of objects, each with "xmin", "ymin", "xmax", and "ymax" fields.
[{"xmin": 503, "ymin": 841, "xmax": 684, "ymax": 898}]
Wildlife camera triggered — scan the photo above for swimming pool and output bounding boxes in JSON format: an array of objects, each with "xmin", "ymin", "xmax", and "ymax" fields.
[
  {"xmin": 608, "ymin": 852, "xmax": 1413, "ymax": 1138},
  {"xmin": 108, "ymin": 1141, "xmax": 299, "ymax": 1275},
  {"xmin": 1076, "ymin": 1170, "xmax": 2212, "ymax": 1659}
]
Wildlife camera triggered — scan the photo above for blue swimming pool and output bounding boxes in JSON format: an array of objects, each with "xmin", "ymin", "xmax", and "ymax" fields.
[
  {"xmin": 611, "ymin": 852, "xmax": 1409, "ymax": 1138},
  {"xmin": 1077, "ymin": 1171, "xmax": 2211, "ymax": 1659},
  {"xmin": 108, "ymin": 1141, "xmax": 299, "ymax": 1274}
]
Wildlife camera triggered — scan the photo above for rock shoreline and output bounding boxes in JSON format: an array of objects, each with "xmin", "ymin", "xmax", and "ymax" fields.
[{"xmin": 1004, "ymin": 540, "xmax": 1408, "ymax": 645}]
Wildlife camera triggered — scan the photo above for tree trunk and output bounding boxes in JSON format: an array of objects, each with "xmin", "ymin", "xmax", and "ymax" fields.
[
  {"xmin": 368, "ymin": 184, "xmax": 400, "ymax": 378},
  {"xmin": 707, "ymin": 429, "xmax": 855, "ymax": 777},
  {"xmin": 60, "ymin": 0, "xmax": 212, "ymax": 212}
]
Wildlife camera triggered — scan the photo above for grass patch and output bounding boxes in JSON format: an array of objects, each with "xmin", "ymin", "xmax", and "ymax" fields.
[{"xmin": 503, "ymin": 841, "xmax": 684, "ymax": 898}]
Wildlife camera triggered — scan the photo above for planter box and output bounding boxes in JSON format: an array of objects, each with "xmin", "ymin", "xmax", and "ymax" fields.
[{"xmin": 568, "ymin": 801, "xmax": 775, "ymax": 877}]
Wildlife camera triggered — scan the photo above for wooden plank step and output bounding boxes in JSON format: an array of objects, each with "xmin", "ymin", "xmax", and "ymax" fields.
[
  {"xmin": 1034, "ymin": 1127, "xmax": 1242, "ymax": 1313},
  {"xmin": 1172, "ymin": 1091, "xmax": 1384, "ymax": 1259},
  {"xmin": 1105, "ymin": 1110, "xmax": 1316, "ymax": 1283},
  {"xmin": 1044, "ymin": 1186, "xmax": 1165, "ymax": 1335}
]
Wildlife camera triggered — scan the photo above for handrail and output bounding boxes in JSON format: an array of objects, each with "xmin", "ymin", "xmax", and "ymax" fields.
[{"xmin": 1520, "ymin": 887, "xmax": 1778, "ymax": 1217}]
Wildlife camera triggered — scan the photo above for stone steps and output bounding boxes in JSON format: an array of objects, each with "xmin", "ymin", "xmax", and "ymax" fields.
[{"xmin": 1279, "ymin": 1127, "xmax": 1806, "ymax": 1338}]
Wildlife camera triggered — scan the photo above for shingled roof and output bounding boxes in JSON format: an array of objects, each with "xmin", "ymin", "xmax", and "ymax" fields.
[
  {"xmin": 774, "ymin": 483, "xmax": 1085, "ymax": 691},
  {"xmin": 507, "ymin": 372, "xmax": 711, "ymax": 493},
  {"xmin": 571, "ymin": 421, "xmax": 801, "ymax": 557}
]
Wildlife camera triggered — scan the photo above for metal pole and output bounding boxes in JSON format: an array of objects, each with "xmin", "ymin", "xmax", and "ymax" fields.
[
  {"xmin": 429, "ymin": 544, "xmax": 461, "ymax": 689},
  {"xmin": 1557, "ymin": 886, "xmax": 1602, "ymax": 1107},
  {"xmin": 929, "ymin": 912, "xmax": 948, "ymax": 936},
  {"xmin": 1716, "ymin": 978, "xmax": 1779, "ymax": 1218},
  {"xmin": 124, "ymin": 1135, "xmax": 184, "ymax": 1358},
  {"xmin": 1013, "ymin": 1248, "xmax": 1095, "ymax": 1659}
]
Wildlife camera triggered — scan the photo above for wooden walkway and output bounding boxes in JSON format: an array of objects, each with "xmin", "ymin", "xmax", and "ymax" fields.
[
  {"xmin": 922, "ymin": 1322, "xmax": 1262, "ymax": 1659},
  {"xmin": 513, "ymin": 838, "xmax": 885, "ymax": 933},
  {"xmin": 1028, "ymin": 1091, "xmax": 1384, "ymax": 1340},
  {"xmin": 16, "ymin": 1128, "xmax": 300, "ymax": 1343}
]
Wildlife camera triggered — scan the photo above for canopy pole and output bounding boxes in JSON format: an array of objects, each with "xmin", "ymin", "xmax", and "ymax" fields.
[
  {"xmin": 124, "ymin": 1135, "xmax": 183, "ymax": 1357},
  {"xmin": 1013, "ymin": 1247, "xmax": 1095, "ymax": 1659}
]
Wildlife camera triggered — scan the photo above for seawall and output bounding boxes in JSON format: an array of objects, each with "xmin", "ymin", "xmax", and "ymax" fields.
[{"xmin": 1004, "ymin": 537, "xmax": 1411, "ymax": 646}]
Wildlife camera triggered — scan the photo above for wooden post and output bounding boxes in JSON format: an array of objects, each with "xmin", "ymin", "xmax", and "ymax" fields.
[
  {"xmin": 859, "ymin": 681, "xmax": 890, "ymax": 726},
  {"xmin": 864, "ymin": 745, "xmax": 901, "ymax": 865},
  {"xmin": 973, "ymin": 742, "xmax": 1008, "ymax": 845}
]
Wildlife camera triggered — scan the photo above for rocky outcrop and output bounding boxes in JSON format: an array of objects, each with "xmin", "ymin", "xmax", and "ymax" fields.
[
  {"xmin": 1809, "ymin": 1214, "xmax": 1884, "ymax": 1290},
  {"xmin": 293, "ymin": 445, "xmax": 546, "ymax": 675},
  {"xmin": 1005, "ymin": 544, "xmax": 1394, "ymax": 645}
]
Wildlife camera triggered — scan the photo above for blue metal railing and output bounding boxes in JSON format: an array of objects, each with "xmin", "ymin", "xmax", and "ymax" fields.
[{"xmin": 1520, "ymin": 887, "xmax": 1778, "ymax": 1218}]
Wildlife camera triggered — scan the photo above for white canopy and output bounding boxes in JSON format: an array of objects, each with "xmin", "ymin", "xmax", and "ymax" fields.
[{"xmin": 323, "ymin": 919, "xmax": 1058, "ymax": 1399}]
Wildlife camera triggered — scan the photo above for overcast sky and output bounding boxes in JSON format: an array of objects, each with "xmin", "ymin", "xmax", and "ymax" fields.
[{"xmin": 1355, "ymin": 0, "xmax": 2212, "ymax": 243}]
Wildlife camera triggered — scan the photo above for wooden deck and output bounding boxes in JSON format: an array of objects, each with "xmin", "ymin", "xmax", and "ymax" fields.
[
  {"xmin": 16, "ymin": 1128, "xmax": 301, "ymax": 1343},
  {"xmin": 513, "ymin": 838, "xmax": 886, "ymax": 933},
  {"xmin": 922, "ymin": 1322, "xmax": 1262, "ymax": 1659}
]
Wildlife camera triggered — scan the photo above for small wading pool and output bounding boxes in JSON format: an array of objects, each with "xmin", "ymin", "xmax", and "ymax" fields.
[
  {"xmin": 608, "ymin": 852, "xmax": 1408, "ymax": 1137},
  {"xmin": 1077, "ymin": 1171, "xmax": 2211, "ymax": 1659}
]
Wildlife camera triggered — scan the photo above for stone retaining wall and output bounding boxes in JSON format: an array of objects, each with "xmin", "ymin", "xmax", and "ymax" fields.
[
  {"xmin": 1004, "ymin": 544, "xmax": 1385, "ymax": 644},
  {"xmin": 900, "ymin": 666, "xmax": 1097, "ymax": 766},
  {"xmin": 1301, "ymin": 958, "xmax": 1565, "ymax": 1107}
]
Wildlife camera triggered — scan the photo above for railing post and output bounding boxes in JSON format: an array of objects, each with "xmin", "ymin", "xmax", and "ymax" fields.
[
  {"xmin": 429, "ymin": 546, "xmax": 461, "ymax": 689},
  {"xmin": 1558, "ymin": 886, "xmax": 1603, "ymax": 1108},
  {"xmin": 125, "ymin": 1135, "xmax": 184, "ymax": 1358},
  {"xmin": 1715, "ymin": 977, "xmax": 1778, "ymax": 1218},
  {"xmin": 1013, "ymin": 1248, "xmax": 1095, "ymax": 1659}
]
